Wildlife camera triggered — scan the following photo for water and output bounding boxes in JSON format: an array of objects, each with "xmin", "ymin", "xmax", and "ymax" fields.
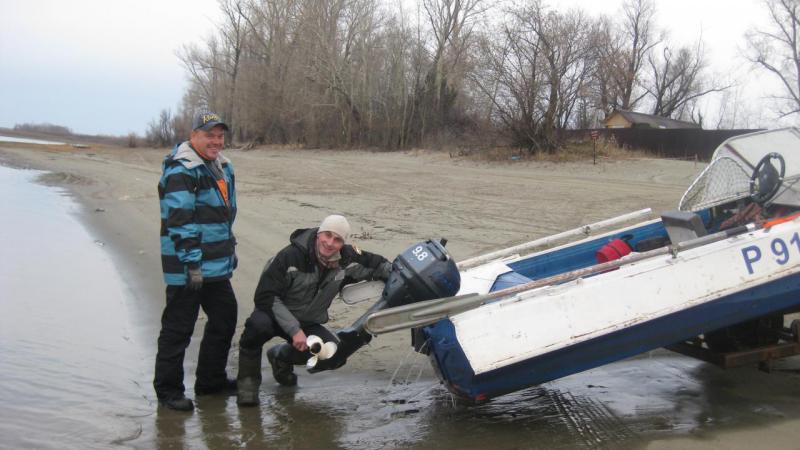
[
  {"xmin": 0, "ymin": 135, "xmax": 66, "ymax": 145},
  {"xmin": 0, "ymin": 165, "xmax": 149, "ymax": 448},
  {"xmin": 4, "ymin": 164, "xmax": 800, "ymax": 449}
]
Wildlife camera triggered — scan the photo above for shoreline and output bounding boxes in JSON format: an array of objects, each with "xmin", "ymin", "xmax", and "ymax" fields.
[{"xmin": 0, "ymin": 147, "xmax": 166, "ymax": 340}]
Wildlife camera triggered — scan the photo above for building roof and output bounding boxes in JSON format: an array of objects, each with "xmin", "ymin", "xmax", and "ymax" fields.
[{"xmin": 607, "ymin": 109, "xmax": 701, "ymax": 129}]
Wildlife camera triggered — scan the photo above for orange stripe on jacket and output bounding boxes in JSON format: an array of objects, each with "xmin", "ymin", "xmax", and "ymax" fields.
[{"xmin": 216, "ymin": 178, "xmax": 229, "ymax": 206}]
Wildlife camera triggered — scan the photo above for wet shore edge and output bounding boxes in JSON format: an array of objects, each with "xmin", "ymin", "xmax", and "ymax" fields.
[{"xmin": 0, "ymin": 148, "xmax": 166, "ymax": 332}]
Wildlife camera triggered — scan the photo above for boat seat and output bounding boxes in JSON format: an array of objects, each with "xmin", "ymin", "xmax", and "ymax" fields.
[{"xmin": 661, "ymin": 210, "xmax": 707, "ymax": 244}]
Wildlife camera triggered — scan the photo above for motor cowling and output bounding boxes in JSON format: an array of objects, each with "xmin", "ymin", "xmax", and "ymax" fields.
[
  {"xmin": 382, "ymin": 238, "xmax": 461, "ymax": 308},
  {"xmin": 307, "ymin": 239, "xmax": 460, "ymax": 373}
]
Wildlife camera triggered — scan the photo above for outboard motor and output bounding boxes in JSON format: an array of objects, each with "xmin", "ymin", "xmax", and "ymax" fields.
[{"xmin": 308, "ymin": 238, "xmax": 460, "ymax": 372}]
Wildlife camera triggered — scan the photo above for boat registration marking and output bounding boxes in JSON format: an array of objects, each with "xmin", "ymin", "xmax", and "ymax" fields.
[{"xmin": 741, "ymin": 232, "xmax": 800, "ymax": 274}]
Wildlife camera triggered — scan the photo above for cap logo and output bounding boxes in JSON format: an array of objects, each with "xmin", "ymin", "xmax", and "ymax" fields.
[{"xmin": 201, "ymin": 113, "xmax": 220, "ymax": 125}]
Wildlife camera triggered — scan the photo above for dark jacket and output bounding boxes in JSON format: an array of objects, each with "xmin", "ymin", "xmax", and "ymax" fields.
[
  {"xmin": 254, "ymin": 227, "xmax": 390, "ymax": 336},
  {"xmin": 158, "ymin": 141, "xmax": 237, "ymax": 285}
]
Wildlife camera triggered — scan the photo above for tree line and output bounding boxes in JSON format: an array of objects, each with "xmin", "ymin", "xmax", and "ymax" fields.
[{"xmin": 145, "ymin": 0, "xmax": 800, "ymax": 152}]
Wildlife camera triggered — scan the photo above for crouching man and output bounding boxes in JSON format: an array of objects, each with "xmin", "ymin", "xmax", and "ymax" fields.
[{"xmin": 236, "ymin": 214, "xmax": 391, "ymax": 406}]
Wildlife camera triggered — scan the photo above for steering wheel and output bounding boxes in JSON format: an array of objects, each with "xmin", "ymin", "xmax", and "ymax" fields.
[{"xmin": 750, "ymin": 152, "xmax": 785, "ymax": 205}]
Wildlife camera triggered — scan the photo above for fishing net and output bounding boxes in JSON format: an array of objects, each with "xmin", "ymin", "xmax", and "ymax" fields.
[{"xmin": 679, "ymin": 156, "xmax": 751, "ymax": 211}]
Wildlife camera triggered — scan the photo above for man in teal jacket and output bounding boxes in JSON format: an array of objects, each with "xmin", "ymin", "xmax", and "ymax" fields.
[{"xmin": 154, "ymin": 111, "xmax": 238, "ymax": 411}]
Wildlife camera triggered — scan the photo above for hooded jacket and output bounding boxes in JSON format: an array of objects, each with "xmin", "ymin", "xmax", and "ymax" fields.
[
  {"xmin": 158, "ymin": 141, "xmax": 237, "ymax": 285},
  {"xmin": 254, "ymin": 227, "xmax": 391, "ymax": 337}
]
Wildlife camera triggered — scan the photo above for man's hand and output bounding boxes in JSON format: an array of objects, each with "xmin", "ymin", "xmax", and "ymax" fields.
[
  {"xmin": 187, "ymin": 266, "xmax": 203, "ymax": 290},
  {"xmin": 375, "ymin": 261, "xmax": 393, "ymax": 281},
  {"xmin": 292, "ymin": 330, "xmax": 308, "ymax": 352}
]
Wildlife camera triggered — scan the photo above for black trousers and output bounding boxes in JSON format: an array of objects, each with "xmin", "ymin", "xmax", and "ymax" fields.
[
  {"xmin": 239, "ymin": 308, "xmax": 336, "ymax": 364},
  {"xmin": 153, "ymin": 280, "xmax": 237, "ymax": 400}
]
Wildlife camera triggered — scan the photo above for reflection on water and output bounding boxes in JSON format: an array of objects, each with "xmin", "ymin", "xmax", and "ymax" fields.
[{"xmin": 4, "ymin": 164, "xmax": 800, "ymax": 448}]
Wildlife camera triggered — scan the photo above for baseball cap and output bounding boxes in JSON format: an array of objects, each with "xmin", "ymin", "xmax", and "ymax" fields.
[{"xmin": 192, "ymin": 111, "xmax": 229, "ymax": 131}]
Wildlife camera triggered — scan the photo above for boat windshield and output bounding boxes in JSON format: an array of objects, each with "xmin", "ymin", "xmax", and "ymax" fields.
[{"xmin": 679, "ymin": 128, "xmax": 800, "ymax": 211}]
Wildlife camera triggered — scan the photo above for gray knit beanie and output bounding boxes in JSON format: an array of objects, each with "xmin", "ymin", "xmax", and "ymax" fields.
[{"xmin": 318, "ymin": 214, "xmax": 350, "ymax": 241}]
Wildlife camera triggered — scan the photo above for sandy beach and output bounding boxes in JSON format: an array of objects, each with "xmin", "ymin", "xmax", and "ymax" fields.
[{"xmin": 6, "ymin": 140, "xmax": 800, "ymax": 448}]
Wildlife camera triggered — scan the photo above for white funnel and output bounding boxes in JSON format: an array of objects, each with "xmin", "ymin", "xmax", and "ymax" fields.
[{"xmin": 306, "ymin": 335, "xmax": 338, "ymax": 369}]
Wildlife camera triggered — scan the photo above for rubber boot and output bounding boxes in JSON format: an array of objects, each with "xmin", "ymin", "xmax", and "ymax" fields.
[
  {"xmin": 237, "ymin": 347, "xmax": 262, "ymax": 407},
  {"xmin": 266, "ymin": 343, "xmax": 298, "ymax": 386}
]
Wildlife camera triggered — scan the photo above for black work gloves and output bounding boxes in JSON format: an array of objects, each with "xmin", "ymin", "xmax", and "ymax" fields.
[
  {"xmin": 187, "ymin": 266, "xmax": 204, "ymax": 290},
  {"xmin": 375, "ymin": 261, "xmax": 393, "ymax": 281}
]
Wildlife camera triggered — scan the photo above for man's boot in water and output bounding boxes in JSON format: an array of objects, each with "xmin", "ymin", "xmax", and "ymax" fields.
[
  {"xmin": 266, "ymin": 343, "xmax": 298, "ymax": 386},
  {"xmin": 237, "ymin": 347, "xmax": 263, "ymax": 406}
]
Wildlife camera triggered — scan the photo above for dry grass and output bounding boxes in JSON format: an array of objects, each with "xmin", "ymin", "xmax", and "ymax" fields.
[
  {"xmin": 455, "ymin": 138, "xmax": 650, "ymax": 163},
  {"xmin": 0, "ymin": 142, "xmax": 82, "ymax": 152},
  {"xmin": 232, "ymin": 138, "xmax": 656, "ymax": 164}
]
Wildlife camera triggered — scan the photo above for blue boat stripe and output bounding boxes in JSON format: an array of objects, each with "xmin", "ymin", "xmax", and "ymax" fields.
[{"xmin": 506, "ymin": 221, "xmax": 668, "ymax": 283}]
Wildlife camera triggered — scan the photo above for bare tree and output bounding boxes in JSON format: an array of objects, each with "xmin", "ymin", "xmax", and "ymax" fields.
[
  {"xmin": 217, "ymin": 0, "xmax": 248, "ymax": 139},
  {"xmin": 146, "ymin": 109, "xmax": 176, "ymax": 147},
  {"xmin": 535, "ymin": 8, "xmax": 597, "ymax": 133},
  {"xmin": 747, "ymin": 0, "xmax": 800, "ymax": 118},
  {"xmin": 619, "ymin": 0, "xmax": 660, "ymax": 109},
  {"xmin": 472, "ymin": 22, "xmax": 543, "ymax": 149},
  {"xmin": 593, "ymin": 0, "xmax": 660, "ymax": 114},
  {"xmin": 176, "ymin": 0, "xmax": 248, "ymax": 142},
  {"xmin": 471, "ymin": 2, "xmax": 596, "ymax": 151},
  {"xmin": 177, "ymin": 37, "xmax": 224, "ymax": 112},
  {"xmin": 644, "ymin": 41, "xmax": 728, "ymax": 119},
  {"xmin": 163, "ymin": 0, "xmax": 747, "ymax": 151},
  {"xmin": 414, "ymin": 0, "xmax": 485, "ymax": 144}
]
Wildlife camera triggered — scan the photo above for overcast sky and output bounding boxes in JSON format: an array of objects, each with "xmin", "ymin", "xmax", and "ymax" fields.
[
  {"xmin": 0, "ymin": 0, "xmax": 789, "ymax": 136},
  {"xmin": 1, "ymin": 0, "xmax": 220, "ymax": 136}
]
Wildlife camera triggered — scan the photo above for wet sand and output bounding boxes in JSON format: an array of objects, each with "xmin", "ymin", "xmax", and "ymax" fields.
[{"xmin": 3, "ymin": 142, "xmax": 800, "ymax": 448}]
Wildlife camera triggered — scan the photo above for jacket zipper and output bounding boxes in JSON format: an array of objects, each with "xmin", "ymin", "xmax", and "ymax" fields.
[{"xmin": 203, "ymin": 164, "xmax": 235, "ymax": 273}]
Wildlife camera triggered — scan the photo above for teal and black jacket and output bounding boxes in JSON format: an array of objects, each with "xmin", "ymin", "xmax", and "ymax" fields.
[{"xmin": 158, "ymin": 141, "xmax": 237, "ymax": 285}]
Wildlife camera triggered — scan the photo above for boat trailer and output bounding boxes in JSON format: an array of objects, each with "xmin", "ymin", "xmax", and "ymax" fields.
[{"xmin": 666, "ymin": 318, "xmax": 800, "ymax": 372}]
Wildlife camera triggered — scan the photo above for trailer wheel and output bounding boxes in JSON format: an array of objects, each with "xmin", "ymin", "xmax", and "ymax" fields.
[
  {"xmin": 705, "ymin": 314, "xmax": 783, "ymax": 352},
  {"xmin": 791, "ymin": 319, "xmax": 800, "ymax": 343}
]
